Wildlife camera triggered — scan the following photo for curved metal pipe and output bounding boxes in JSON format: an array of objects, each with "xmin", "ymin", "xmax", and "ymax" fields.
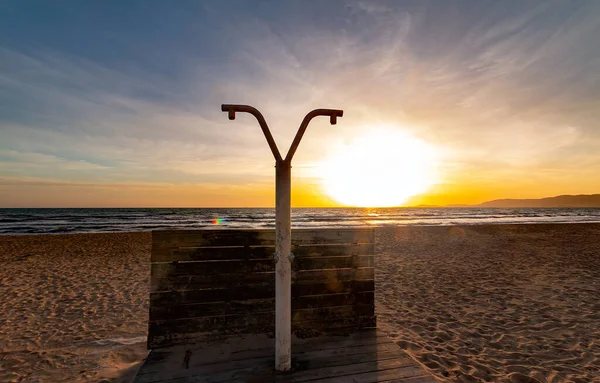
[
  {"xmin": 221, "ymin": 104, "xmax": 282, "ymax": 162},
  {"xmin": 284, "ymin": 109, "xmax": 343, "ymax": 162}
]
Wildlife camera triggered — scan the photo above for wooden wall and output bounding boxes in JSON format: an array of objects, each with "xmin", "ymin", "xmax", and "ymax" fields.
[{"xmin": 148, "ymin": 228, "xmax": 376, "ymax": 348}]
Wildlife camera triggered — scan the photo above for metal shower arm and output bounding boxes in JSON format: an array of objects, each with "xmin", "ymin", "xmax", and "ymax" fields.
[
  {"xmin": 221, "ymin": 104, "xmax": 283, "ymax": 162},
  {"xmin": 284, "ymin": 109, "xmax": 343, "ymax": 162}
]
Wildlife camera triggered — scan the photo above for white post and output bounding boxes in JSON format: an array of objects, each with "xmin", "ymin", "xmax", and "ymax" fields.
[
  {"xmin": 275, "ymin": 160, "xmax": 292, "ymax": 371},
  {"xmin": 220, "ymin": 104, "xmax": 342, "ymax": 373}
]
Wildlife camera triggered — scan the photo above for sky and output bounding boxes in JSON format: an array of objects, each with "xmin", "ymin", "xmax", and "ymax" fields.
[{"xmin": 1, "ymin": 0, "xmax": 599, "ymax": 207}]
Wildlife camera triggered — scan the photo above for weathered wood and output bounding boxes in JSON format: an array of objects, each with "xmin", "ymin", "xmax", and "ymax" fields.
[
  {"xmin": 151, "ymin": 259, "xmax": 273, "ymax": 278},
  {"xmin": 152, "ymin": 228, "xmax": 374, "ymax": 250},
  {"xmin": 149, "ymin": 292, "xmax": 375, "ymax": 321},
  {"xmin": 139, "ymin": 330, "xmax": 392, "ymax": 376},
  {"xmin": 152, "ymin": 243, "xmax": 374, "ymax": 263},
  {"xmin": 293, "ymin": 255, "xmax": 374, "ymax": 270},
  {"xmin": 150, "ymin": 305, "xmax": 373, "ymax": 334},
  {"xmin": 162, "ymin": 356, "xmax": 419, "ymax": 383},
  {"xmin": 151, "ymin": 255, "xmax": 371, "ymax": 280},
  {"xmin": 148, "ymin": 228, "xmax": 376, "ymax": 349},
  {"xmin": 148, "ymin": 316, "xmax": 376, "ymax": 348},
  {"xmin": 136, "ymin": 350, "xmax": 405, "ymax": 383},
  {"xmin": 151, "ymin": 271, "xmax": 274, "ymax": 292},
  {"xmin": 150, "ymin": 280, "xmax": 374, "ymax": 307},
  {"xmin": 138, "ymin": 334, "xmax": 396, "ymax": 377},
  {"xmin": 137, "ymin": 329, "xmax": 437, "ymax": 382},
  {"xmin": 294, "ymin": 280, "xmax": 375, "ymax": 296},
  {"xmin": 294, "ymin": 267, "xmax": 374, "ymax": 283},
  {"xmin": 151, "ymin": 267, "xmax": 374, "ymax": 292},
  {"xmin": 309, "ymin": 367, "xmax": 434, "ymax": 383}
]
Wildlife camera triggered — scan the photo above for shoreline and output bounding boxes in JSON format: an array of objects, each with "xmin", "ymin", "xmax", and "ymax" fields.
[
  {"xmin": 1, "ymin": 223, "xmax": 599, "ymax": 382},
  {"xmin": 2, "ymin": 220, "xmax": 600, "ymax": 237}
]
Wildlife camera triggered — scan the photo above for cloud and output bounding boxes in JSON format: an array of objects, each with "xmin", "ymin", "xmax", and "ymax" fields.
[{"xmin": 0, "ymin": 1, "xmax": 599, "ymax": 206}]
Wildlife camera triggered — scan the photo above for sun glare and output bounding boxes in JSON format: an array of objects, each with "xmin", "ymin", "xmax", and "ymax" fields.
[{"xmin": 319, "ymin": 128, "xmax": 439, "ymax": 207}]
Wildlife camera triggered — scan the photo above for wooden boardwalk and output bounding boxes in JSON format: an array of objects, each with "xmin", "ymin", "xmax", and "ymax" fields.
[{"xmin": 134, "ymin": 329, "xmax": 437, "ymax": 383}]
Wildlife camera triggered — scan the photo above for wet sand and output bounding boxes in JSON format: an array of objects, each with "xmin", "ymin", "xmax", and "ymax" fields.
[{"xmin": 1, "ymin": 224, "xmax": 599, "ymax": 382}]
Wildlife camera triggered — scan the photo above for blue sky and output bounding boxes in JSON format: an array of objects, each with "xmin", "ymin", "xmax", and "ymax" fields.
[{"xmin": 1, "ymin": 1, "xmax": 599, "ymax": 207}]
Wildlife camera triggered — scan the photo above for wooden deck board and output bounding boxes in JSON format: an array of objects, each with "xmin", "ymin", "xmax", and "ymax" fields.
[{"xmin": 134, "ymin": 329, "xmax": 437, "ymax": 383}]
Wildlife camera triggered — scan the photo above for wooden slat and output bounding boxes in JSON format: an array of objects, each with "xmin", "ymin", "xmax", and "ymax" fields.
[
  {"xmin": 151, "ymin": 256, "xmax": 372, "ymax": 279},
  {"xmin": 293, "ymin": 255, "xmax": 374, "ymax": 270},
  {"xmin": 305, "ymin": 367, "xmax": 433, "ymax": 383},
  {"xmin": 136, "ymin": 349, "xmax": 404, "ymax": 383},
  {"xmin": 150, "ymin": 280, "xmax": 375, "ymax": 308},
  {"xmin": 150, "ymin": 284, "xmax": 275, "ymax": 306},
  {"xmin": 139, "ymin": 332, "xmax": 394, "ymax": 376},
  {"xmin": 293, "ymin": 291, "xmax": 374, "ymax": 310},
  {"xmin": 153, "ymin": 243, "xmax": 374, "ymax": 262},
  {"xmin": 149, "ymin": 298, "xmax": 275, "ymax": 321},
  {"xmin": 294, "ymin": 280, "xmax": 375, "ymax": 296},
  {"xmin": 139, "ymin": 330, "xmax": 389, "ymax": 374},
  {"xmin": 151, "ymin": 267, "xmax": 374, "ymax": 292},
  {"xmin": 149, "ymin": 292, "xmax": 374, "ymax": 321},
  {"xmin": 151, "ymin": 260, "xmax": 273, "ymax": 278},
  {"xmin": 173, "ymin": 355, "xmax": 419, "ymax": 383},
  {"xmin": 148, "ymin": 315, "xmax": 377, "ymax": 348},
  {"xmin": 294, "ymin": 268, "xmax": 374, "ymax": 283},
  {"xmin": 151, "ymin": 271, "xmax": 274, "ymax": 292},
  {"xmin": 152, "ymin": 228, "xmax": 374, "ymax": 251},
  {"xmin": 150, "ymin": 305, "xmax": 373, "ymax": 328}
]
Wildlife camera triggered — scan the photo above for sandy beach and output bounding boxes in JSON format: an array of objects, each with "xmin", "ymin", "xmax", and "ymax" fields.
[{"xmin": 1, "ymin": 224, "xmax": 599, "ymax": 382}]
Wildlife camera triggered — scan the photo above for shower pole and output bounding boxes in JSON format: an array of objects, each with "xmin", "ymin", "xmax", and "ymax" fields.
[{"xmin": 221, "ymin": 104, "xmax": 343, "ymax": 371}]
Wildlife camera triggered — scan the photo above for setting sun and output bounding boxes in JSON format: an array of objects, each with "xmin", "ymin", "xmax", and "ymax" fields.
[{"xmin": 319, "ymin": 128, "xmax": 439, "ymax": 207}]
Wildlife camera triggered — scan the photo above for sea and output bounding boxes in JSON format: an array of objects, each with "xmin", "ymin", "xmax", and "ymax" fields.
[{"xmin": 1, "ymin": 207, "xmax": 599, "ymax": 235}]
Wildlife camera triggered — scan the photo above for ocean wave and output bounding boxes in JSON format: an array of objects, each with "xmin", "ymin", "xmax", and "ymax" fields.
[{"xmin": 1, "ymin": 207, "xmax": 599, "ymax": 235}]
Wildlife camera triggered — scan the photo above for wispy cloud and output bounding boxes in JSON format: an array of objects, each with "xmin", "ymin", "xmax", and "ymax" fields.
[{"xmin": 0, "ymin": 1, "xmax": 599, "ymax": 206}]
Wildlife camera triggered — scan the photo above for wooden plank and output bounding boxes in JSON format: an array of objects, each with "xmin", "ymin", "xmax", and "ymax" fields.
[
  {"xmin": 151, "ymin": 268, "xmax": 374, "ymax": 292},
  {"xmin": 150, "ymin": 292, "xmax": 374, "ymax": 321},
  {"xmin": 139, "ymin": 331, "xmax": 392, "ymax": 376},
  {"xmin": 309, "ymin": 367, "xmax": 434, "ymax": 383},
  {"xmin": 293, "ymin": 291, "xmax": 374, "ymax": 310},
  {"xmin": 151, "ymin": 256, "xmax": 371, "ymax": 279},
  {"xmin": 152, "ymin": 228, "xmax": 374, "ymax": 250},
  {"xmin": 148, "ymin": 316, "xmax": 376, "ymax": 348},
  {"xmin": 151, "ymin": 259, "xmax": 274, "ymax": 278},
  {"xmin": 382, "ymin": 376, "xmax": 439, "ymax": 383},
  {"xmin": 136, "ymin": 349, "xmax": 404, "ymax": 383},
  {"xmin": 294, "ymin": 280, "xmax": 375, "ymax": 296},
  {"xmin": 150, "ymin": 280, "xmax": 374, "ymax": 307},
  {"xmin": 150, "ymin": 284, "xmax": 275, "ymax": 307},
  {"xmin": 153, "ymin": 243, "xmax": 374, "ymax": 262},
  {"xmin": 143, "ymin": 330, "xmax": 390, "ymax": 371},
  {"xmin": 295, "ymin": 268, "xmax": 374, "ymax": 283},
  {"xmin": 149, "ymin": 298, "xmax": 275, "ymax": 321},
  {"xmin": 293, "ymin": 243, "xmax": 374, "ymax": 258},
  {"xmin": 150, "ymin": 305, "xmax": 373, "ymax": 332},
  {"xmin": 148, "ymin": 312, "xmax": 275, "ymax": 348},
  {"xmin": 293, "ymin": 255, "xmax": 374, "ymax": 270},
  {"xmin": 151, "ymin": 272, "xmax": 274, "ymax": 292},
  {"xmin": 170, "ymin": 355, "xmax": 418, "ymax": 383},
  {"xmin": 274, "ymin": 357, "xmax": 422, "ymax": 383}
]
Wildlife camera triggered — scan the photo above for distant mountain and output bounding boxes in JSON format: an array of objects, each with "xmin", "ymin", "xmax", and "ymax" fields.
[{"xmin": 476, "ymin": 194, "xmax": 600, "ymax": 208}]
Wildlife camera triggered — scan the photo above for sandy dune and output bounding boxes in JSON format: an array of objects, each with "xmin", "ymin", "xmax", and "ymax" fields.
[{"xmin": 1, "ymin": 224, "xmax": 599, "ymax": 382}]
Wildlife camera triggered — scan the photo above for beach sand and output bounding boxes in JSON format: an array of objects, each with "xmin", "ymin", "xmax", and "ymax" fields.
[
  {"xmin": 1, "ymin": 224, "xmax": 599, "ymax": 382},
  {"xmin": 376, "ymin": 224, "xmax": 600, "ymax": 382},
  {"xmin": 0, "ymin": 233, "xmax": 151, "ymax": 383}
]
